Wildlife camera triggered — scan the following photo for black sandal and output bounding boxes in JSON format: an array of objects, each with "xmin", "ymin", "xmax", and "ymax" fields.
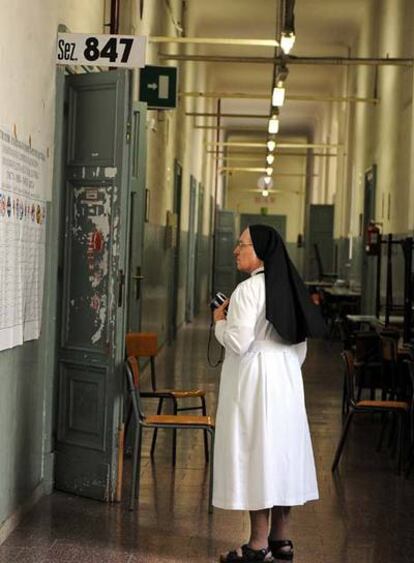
[
  {"xmin": 268, "ymin": 539, "xmax": 294, "ymax": 561},
  {"xmin": 220, "ymin": 544, "xmax": 274, "ymax": 562}
]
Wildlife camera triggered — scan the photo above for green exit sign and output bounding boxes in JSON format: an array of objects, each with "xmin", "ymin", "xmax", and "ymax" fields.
[{"xmin": 139, "ymin": 65, "xmax": 177, "ymax": 109}]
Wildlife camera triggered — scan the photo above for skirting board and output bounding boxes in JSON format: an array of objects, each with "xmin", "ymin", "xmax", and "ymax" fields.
[{"xmin": 0, "ymin": 482, "xmax": 44, "ymax": 545}]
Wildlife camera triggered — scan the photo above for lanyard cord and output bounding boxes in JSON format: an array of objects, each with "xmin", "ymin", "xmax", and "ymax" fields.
[{"xmin": 207, "ymin": 317, "xmax": 224, "ymax": 367}]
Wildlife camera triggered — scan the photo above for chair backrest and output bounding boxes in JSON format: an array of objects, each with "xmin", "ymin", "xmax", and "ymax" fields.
[
  {"xmin": 354, "ymin": 331, "xmax": 380, "ymax": 363},
  {"xmin": 341, "ymin": 350, "xmax": 357, "ymax": 405},
  {"xmin": 126, "ymin": 332, "xmax": 158, "ymax": 358},
  {"xmin": 125, "ymin": 356, "xmax": 145, "ymax": 422},
  {"xmin": 403, "ymin": 359, "xmax": 414, "ymax": 406},
  {"xmin": 313, "ymin": 243, "xmax": 324, "ymax": 279},
  {"xmin": 379, "ymin": 335, "xmax": 397, "ymax": 363}
]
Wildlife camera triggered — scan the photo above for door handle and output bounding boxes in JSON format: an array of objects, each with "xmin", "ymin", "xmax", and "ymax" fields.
[
  {"xmin": 118, "ymin": 269, "xmax": 125, "ymax": 307},
  {"xmin": 131, "ymin": 267, "xmax": 144, "ymax": 300}
]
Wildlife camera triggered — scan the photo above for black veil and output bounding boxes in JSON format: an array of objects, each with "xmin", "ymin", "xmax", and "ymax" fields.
[{"xmin": 249, "ymin": 224, "xmax": 326, "ymax": 344}]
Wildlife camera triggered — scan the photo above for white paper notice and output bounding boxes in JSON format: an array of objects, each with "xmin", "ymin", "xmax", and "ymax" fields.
[{"xmin": 0, "ymin": 129, "xmax": 47, "ymax": 351}]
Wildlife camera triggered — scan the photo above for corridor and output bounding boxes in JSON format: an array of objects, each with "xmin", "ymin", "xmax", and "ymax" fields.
[{"xmin": 1, "ymin": 315, "xmax": 413, "ymax": 563}]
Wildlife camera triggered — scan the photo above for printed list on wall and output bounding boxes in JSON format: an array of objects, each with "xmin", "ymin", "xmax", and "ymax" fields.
[{"xmin": 0, "ymin": 128, "xmax": 47, "ymax": 351}]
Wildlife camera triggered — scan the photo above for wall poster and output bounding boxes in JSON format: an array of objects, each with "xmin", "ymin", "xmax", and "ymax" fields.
[{"xmin": 0, "ymin": 128, "xmax": 47, "ymax": 351}]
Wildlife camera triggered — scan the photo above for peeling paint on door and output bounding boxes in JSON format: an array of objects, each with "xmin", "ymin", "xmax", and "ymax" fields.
[
  {"xmin": 65, "ymin": 185, "xmax": 119, "ymax": 350},
  {"xmin": 104, "ymin": 167, "xmax": 117, "ymax": 178}
]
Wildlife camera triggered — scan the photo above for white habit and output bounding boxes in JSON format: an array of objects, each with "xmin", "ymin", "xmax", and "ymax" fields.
[{"xmin": 213, "ymin": 268, "xmax": 319, "ymax": 510}]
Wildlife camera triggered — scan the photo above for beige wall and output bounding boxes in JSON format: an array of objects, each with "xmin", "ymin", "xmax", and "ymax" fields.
[
  {"xmin": 0, "ymin": 0, "xmax": 106, "ymax": 201},
  {"xmin": 59, "ymin": 0, "xmax": 105, "ymax": 33},
  {"xmin": 334, "ymin": 0, "xmax": 414, "ymax": 238},
  {"xmin": 131, "ymin": 0, "xmax": 216, "ymax": 232}
]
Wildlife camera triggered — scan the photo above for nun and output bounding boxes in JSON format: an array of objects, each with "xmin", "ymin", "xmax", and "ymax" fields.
[{"xmin": 213, "ymin": 224, "xmax": 325, "ymax": 563}]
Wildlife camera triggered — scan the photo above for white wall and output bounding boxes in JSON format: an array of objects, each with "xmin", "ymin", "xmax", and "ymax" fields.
[
  {"xmin": 0, "ymin": 0, "xmax": 106, "ymax": 539},
  {"xmin": 337, "ymin": 0, "xmax": 414, "ymax": 239}
]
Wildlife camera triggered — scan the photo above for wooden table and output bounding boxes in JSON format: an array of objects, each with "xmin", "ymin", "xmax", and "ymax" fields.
[
  {"xmin": 304, "ymin": 280, "xmax": 335, "ymax": 289},
  {"xmin": 346, "ymin": 314, "xmax": 404, "ymax": 329},
  {"xmin": 323, "ymin": 287, "xmax": 361, "ymax": 299}
]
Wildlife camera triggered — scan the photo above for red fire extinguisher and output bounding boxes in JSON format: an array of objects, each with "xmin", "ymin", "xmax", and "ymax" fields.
[{"xmin": 365, "ymin": 220, "xmax": 381, "ymax": 255}]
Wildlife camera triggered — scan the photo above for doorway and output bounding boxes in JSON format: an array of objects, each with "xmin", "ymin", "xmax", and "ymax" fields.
[
  {"xmin": 361, "ymin": 165, "xmax": 377, "ymax": 313},
  {"xmin": 185, "ymin": 175, "xmax": 197, "ymax": 322},
  {"xmin": 54, "ymin": 69, "xmax": 145, "ymax": 501},
  {"xmin": 194, "ymin": 183, "xmax": 205, "ymax": 315},
  {"xmin": 168, "ymin": 160, "xmax": 182, "ymax": 340}
]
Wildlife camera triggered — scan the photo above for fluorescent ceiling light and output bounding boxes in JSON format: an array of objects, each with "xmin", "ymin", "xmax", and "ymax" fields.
[
  {"xmin": 267, "ymin": 139, "xmax": 276, "ymax": 152},
  {"xmin": 280, "ymin": 31, "xmax": 295, "ymax": 54},
  {"xmin": 266, "ymin": 154, "xmax": 275, "ymax": 165},
  {"xmin": 268, "ymin": 114, "xmax": 279, "ymax": 134},
  {"xmin": 266, "ymin": 167, "xmax": 273, "ymax": 176},
  {"xmin": 272, "ymin": 85, "xmax": 285, "ymax": 107},
  {"xmin": 262, "ymin": 189, "xmax": 269, "ymax": 197}
]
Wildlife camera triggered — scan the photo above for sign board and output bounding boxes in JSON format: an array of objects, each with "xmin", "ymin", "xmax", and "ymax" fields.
[
  {"xmin": 56, "ymin": 33, "xmax": 146, "ymax": 68},
  {"xmin": 139, "ymin": 66, "xmax": 177, "ymax": 109}
]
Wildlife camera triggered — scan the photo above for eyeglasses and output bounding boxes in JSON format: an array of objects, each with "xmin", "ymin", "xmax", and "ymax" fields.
[{"xmin": 235, "ymin": 241, "xmax": 254, "ymax": 248}]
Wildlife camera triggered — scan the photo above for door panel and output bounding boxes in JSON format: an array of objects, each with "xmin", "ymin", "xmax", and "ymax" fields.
[
  {"xmin": 168, "ymin": 161, "xmax": 182, "ymax": 340},
  {"xmin": 70, "ymin": 85, "xmax": 117, "ymax": 163},
  {"xmin": 307, "ymin": 205, "xmax": 334, "ymax": 280},
  {"xmin": 194, "ymin": 184, "xmax": 205, "ymax": 315},
  {"xmin": 185, "ymin": 176, "xmax": 197, "ymax": 322},
  {"xmin": 55, "ymin": 70, "xmax": 130, "ymax": 501},
  {"xmin": 57, "ymin": 362, "xmax": 107, "ymax": 451},
  {"xmin": 127, "ymin": 102, "xmax": 146, "ymax": 332},
  {"xmin": 361, "ymin": 165, "xmax": 377, "ymax": 313},
  {"xmin": 213, "ymin": 210, "xmax": 237, "ymax": 297},
  {"xmin": 62, "ymin": 185, "xmax": 113, "ymax": 352}
]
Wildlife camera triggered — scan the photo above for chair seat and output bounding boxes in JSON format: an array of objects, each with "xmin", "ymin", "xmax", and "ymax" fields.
[
  {"xmin": 356, "ymin": 399, "xmax": 409, "ymax": 411},
  {"xmin": 157, "ymin": 388, "xmax": 206, "ymax": 398},
  {"xmin": 145, "ymin": 414, "xmax": 214, "ymax": 427},
  {"xmin": 354, "ymin": 360, "xmax": 381, "ymax": 368}
]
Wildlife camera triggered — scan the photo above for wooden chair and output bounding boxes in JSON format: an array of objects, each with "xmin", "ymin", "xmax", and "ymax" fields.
[
  {"xmin": 379, "ymin": 335, "xmax": 400, "ymax": 400},
  {"xmin": 354, "ymin": 332, "xmax": 381, "ymax": 400},
  {"xmin": 313, "ymin": 243, "xmax": 338, "ymax": 281},
  {"xmin": 125, "ymin": 332, "xmax": 208, "ymax": 466},
  {"xmin": 341, "ymin": 332, "xmax": 381, "ymax": 416},
  {"xmin": 332, "ymin": 350, "xmax": 410, "ymax": 474},
  {"xmin": 125, "ymin": 356, "xmax": 215, "ymax": 512},
  {"xmin": 404, "ymin": 360, "xmax": 414, "ymax": 477}
]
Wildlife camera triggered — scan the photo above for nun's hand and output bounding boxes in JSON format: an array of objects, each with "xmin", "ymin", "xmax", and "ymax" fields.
[{"xmin": 213, "ymin": 299, "xmax": 229, "ymax": 322}]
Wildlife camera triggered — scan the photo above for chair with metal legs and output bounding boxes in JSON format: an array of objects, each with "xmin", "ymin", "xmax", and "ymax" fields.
[
  {"xmin": 403, "ymin": 359, "xmax": 414, "ymax": 477},
  {"xmin": 125, "ymin": 332, "xmax": 209, "ymax": 466},
  {"xmin": 125, "ymin": 356, "xmax": 215, "ymax": 513},
  {"xmin": 332, "ymin": 350, "xmax": 411, "ymax": 474}
]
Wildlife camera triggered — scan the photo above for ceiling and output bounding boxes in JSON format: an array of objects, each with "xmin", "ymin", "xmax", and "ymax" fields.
[{"xmin": 180, "ymin": 0, "xmax": 372, "ymax": 140}]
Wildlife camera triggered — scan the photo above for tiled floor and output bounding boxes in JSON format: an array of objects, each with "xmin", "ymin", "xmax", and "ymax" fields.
[{"xmin": 1, "ymin": 316, "xmax": 414, "ymax": 562}]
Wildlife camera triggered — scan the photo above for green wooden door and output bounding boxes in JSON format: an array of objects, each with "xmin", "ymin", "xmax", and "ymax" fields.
[
  {"xmin": 185, "ymin": 175, "xmax": 197, "ymax": 322},
  {"xmin": 55, "ymin": 70, "xmax": 130, "ymax": 501},
  {"xmin": 361, "ymin": 165, "xmax": 377, "ymax": 313},
  {"xmin": 126, "ymin": 102, "xmax": 147, "ymax": 332},
  {"xmin": 213, "ymin": 210, "xmax": 237, "ymax": 297},
  {"xmin": 306, "ymin": 205, "xmax": 335, "ymax": 280}
]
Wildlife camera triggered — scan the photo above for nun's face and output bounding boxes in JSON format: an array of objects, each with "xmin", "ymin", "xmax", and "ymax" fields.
[{"xmin": 233, "ymin": 229, "xmax": 263, "ymax": 273}]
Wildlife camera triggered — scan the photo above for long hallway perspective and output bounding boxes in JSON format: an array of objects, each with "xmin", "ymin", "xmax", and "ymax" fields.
[{"xmin": 1, "ymin": 314, "xmax": 413, "ymax": 563}]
